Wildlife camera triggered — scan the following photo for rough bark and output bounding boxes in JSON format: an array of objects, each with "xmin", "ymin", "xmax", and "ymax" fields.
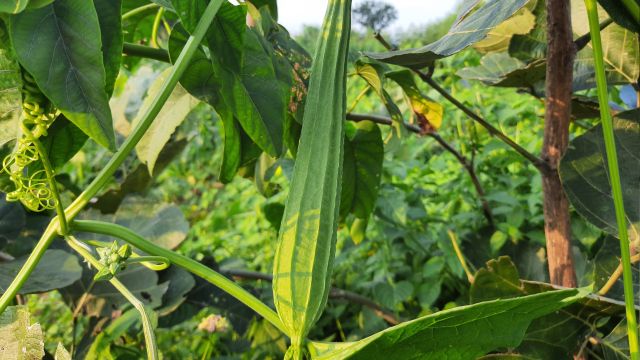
[{"xmin": 543, "ymin": 0, "xmax": 578, "ymax": 287}]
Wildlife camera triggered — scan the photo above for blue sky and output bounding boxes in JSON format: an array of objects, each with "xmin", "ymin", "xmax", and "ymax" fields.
[{"xmin": 276, "ymin": 0, "xmax": 460, "ymax": 34}]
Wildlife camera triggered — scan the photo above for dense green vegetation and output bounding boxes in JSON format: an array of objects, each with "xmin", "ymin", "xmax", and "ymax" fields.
[{"xmin": 0, "ymin": 0, "xmax": 639, "ymax": 359}]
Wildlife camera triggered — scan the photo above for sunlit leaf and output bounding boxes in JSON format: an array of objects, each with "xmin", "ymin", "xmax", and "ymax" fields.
[
  {"xmin": 365, "ymin": 0, "xmax": 529, "ymax": 68},
  {"xmin": 309, "ymin": 288, "xmax": 584, "ymax": 359}
]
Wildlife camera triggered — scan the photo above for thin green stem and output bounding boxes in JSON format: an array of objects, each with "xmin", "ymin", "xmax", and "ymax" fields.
[
  {"xmin": 0, "ymin": 0, "xmax": 225, "ymax": 316},
  {"xmin": 66, "ymin": 236, "xmax": 158, "ymax": 360},
  {"xmin": 151, "ymin": 7, "xmax": 166, "ymax": 48},
  {"xmin": 122, "ymin": 3, "xmax": 160, "ymax": 21},
  {"xmin": 72, "ymin": 220, "xmax": 287, "ymax": 335},
  {"xmin": 66, "ymin": 0, "xmax": 225, "ymax": 221},
  {"xmin": 21, "ymin": 125, "xmax": 68, "ymax": 235},
  {"xmin": 584, "ymin": 0, "xmax": 639, "ymax": 358}
]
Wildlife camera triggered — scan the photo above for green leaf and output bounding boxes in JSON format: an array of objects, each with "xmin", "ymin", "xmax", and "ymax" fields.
[
  {"xmin": 560, "ymin": 109, "xmax": 640, "ymax": 242},
  {"xmin": 365, "ymin": 0, "xmax": 529, "ymax": 68},
  {"xmin": 473, "ymin": 5, "xmax": 536, "ymax": 53},
  {"xmin": 133, "ymin": 68, "xmax": 199, "ymax": 174},
  {"xmin": 470, "ymin": 256, "xmax": 523, "ymax": 303},
  {"xmin": 0, "ymin": 20, "xmax": 22, "ymax": 148},
  {"xmin": 94, "ymin": 0, "xmax": 123, "ymax": 96},
  {"xmin": 0, "ymin": 250, "xmax": 82, "ymax": 294},
  {"xmin": 340, "ymin": 121, "xmax": 383, "ymax": 220},
  {"xmin": 572, "ymin": 0, "xmax": 640, "ymax": 84},
  {"xmin": 84, "ymin": 265, "xmax": 168, "ymax": 317},
  {"xmin": 471, "ymin": 257, "xmax": 629, "ymax": 358},
  {"xmin": 596, "ymin": 0, "xmax": 640, "ymax": 33},
  {"xmin": 309, "ymin": 289, "xmax": 584, "ymax": 359},
  {"xmin": 8, "ymin": 0, "xmax": 116, "ymax": 149},
  {"xmin": 84, "ymin": 196, "xmax": 190, "ymax": 250},
  {"xmin": 85, "ymin": 308, "xmax": 138, "ymax": 360},
  {"xmin": 37, "ymin": 115, "xmax": 88, "ymax": 171},
  {"xmin": 0, "ymin": 0, "xmax": 29, "ymax": 14},
  {"xmin": 599, "ymin": 319, "xmax": 639, "ymax": 359},
  {"xmin": 456, "ymin": 53, "xmax": 546, "ymax": 89},
  {"xmin": 173, "ymin": 3, "xmax": 289, "ymax": 158},
  {"xmin": 508, "ymin": 0, "xmax": 547, "ymax": 62},
  {"xmin": 0, "ymin": 306, "xmax": 44, "ymax": 360}
]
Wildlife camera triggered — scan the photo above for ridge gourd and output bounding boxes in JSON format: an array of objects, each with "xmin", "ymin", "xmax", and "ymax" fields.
[{"xmin": 271, "ymin": 0, "xmax": 352, "ymax": 359}]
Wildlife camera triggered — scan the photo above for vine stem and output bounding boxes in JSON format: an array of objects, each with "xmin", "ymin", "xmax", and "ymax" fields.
[
  {"xmin": 122, "ymin": 3, "xmax": 160, "ymax": 21},
  {"xmin": 0, "ymin": 0, "xmax": 225, "ymax": 315},
  {"xmin": 584, "ymin": 0, "xmax": 639, "ymax": 357},
  {"xmin": 66, "ymin": 236, "xmax": 159, "ymax": 360},
  {"xmin": 71, "ymin": 220, "xmax": 288, "ymax": 335}
]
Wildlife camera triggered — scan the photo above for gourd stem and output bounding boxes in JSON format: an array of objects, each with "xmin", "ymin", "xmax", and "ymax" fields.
[
  {"xmin": 66, "ymin": 235, "xmax": 159, "ymax": 360},
  {"xmin": 71, "ymin": 220, "xmax": 288, "ymax": 335},
  {"xmin": 584, "ymin": 0, "xmax": 639, "ymax": 357}
]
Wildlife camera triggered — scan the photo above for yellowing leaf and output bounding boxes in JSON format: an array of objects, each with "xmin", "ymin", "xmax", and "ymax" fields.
[
  {"xmin": 474, "ymin": 7, "xmax": 536, "ymax": 53},
  {"xmin": 0, "ymin": 306, "xmax": 45, "ymax": 360}
]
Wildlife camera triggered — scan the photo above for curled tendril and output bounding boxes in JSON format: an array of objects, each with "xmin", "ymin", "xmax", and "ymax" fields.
[{"xmin": 1, "ymin": 71, "xmax": 58, "ymax": 212}]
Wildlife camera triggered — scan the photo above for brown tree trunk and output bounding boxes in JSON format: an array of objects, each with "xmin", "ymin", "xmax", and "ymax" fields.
[{"xmin": 543, "ymin": 0, "xmax": 577, "ymax": 287}]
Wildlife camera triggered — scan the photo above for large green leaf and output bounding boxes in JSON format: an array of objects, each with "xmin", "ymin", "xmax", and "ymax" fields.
[
  {"xmin": 0, "ymin": 250, "xmax": 82, "ymax": 294},
  {"xmin": 133, "ymin": 68, "xmax": 199, "ymax": 174},
  {"xmin": 340, "ymin": 121, "xmax": 383, "ymax": 220},
  {"xmin": 572, "ymin": 0, "xmax": 640, "ymax": 84},
  {"xmin": 83, "ymin": 265, "xmax": 168, "ymax": 317},
  {"xmin": 0, "ymin": 20, "xmax": 21, "ymax": 148},
  {"xmin": 82, "ymin": 196, "xmax": 189, "ymax": 250},
  {"xmin": 94, "ymin": 0, "xmax": 123, "ymax": 96},
  {"xmin": 0, "ymin": 306, "xmax": 44, "ymax": 360},
  {"xmin": 309, "ymin": 288, "xmax": 584, "ymax": 359},
  {"xmin": 167, "ymin": 22, "xmax": 254, "ymax": 183},
  {"xmin": 173, "ymin": 2, "xmax": 288, "ymax": 157},
  {"xmin": 471, "ymin": 257, "xmax": 626, "ymax": 358},
  {"xmin": 35, "ymin": 115, "xmax": 88, "ymax": 171},
  {"xmin": 0, "ymin": 0, "xmax": 29, "ymax": 14},
  {"xmin": 597, "ymin": 0, "xmax": 640, "ymax": 33},
  {"xmin": 560, "ymin": 109, "xmax": 639, "ymax": 242},
  {"xmin": 599, "ymin": 319, "xmax": 639, "ymax": 359},
  {"xmin": 365, "ymin": 0, "xmax": 529, "ymax": 68},
  {"xmin": 8, "ymin": 0, "xmax": 116, "ymax": 150},
  {"xmin": 472, "ymin": 5, "xmax": 536, "ymax": 53},
  {"xmin": 456, "ymin": 52, "xmax": 546, "ymax": 89}
]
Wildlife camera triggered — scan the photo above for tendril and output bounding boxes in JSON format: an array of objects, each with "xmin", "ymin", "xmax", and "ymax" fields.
[{"xmin": 1, "ymin": 71, "xmax": 59, "ymax": 212}]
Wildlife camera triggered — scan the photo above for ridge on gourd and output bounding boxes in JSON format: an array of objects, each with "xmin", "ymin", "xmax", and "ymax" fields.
[{"xmin": 271, "ymin": 0, "xmax": 352, "ymax": 359}]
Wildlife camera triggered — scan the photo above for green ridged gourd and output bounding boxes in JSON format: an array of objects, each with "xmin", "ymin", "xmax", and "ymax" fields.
[{"xmin": 271, "ymin": 0, "xmax": 352, "ymax": 359}]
